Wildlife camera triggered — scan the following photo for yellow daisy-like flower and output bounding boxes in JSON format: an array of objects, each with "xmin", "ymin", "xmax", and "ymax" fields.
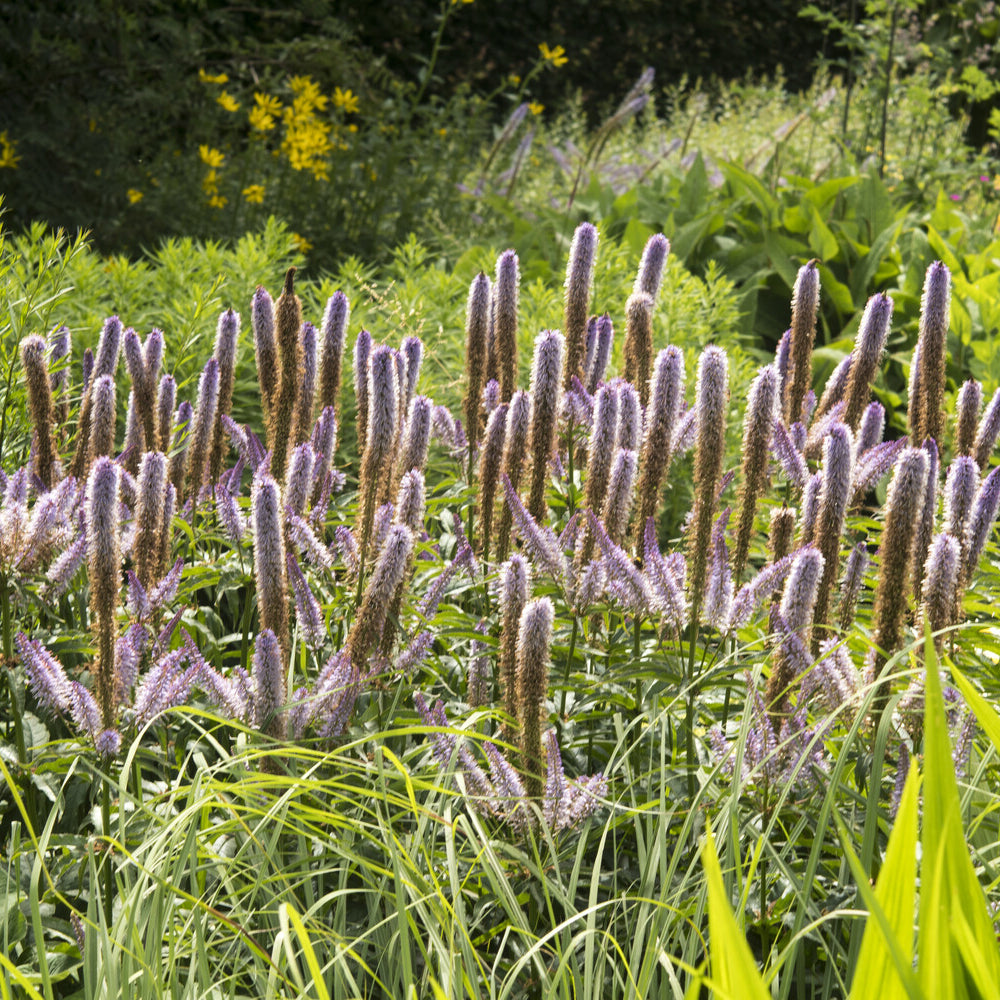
[
  {"xmin": 199, "ymin": 69, "xmax": 229, "ymax": 84},
  {"xmin": 254, "ymin": 92, "xmax": 282, "ymax": 116},
  {"xmin": 242, "ymin": 184, "xmax": 265, "ymax": 204},
  {"xmin": 249, "ymin": 106, "xmax": 276, "ymax": 131},
  {"xmin": 528, "ymin": 102, "xmax": 544, "ymax": 115},
  {"xmin": 347, "ymin": 123, "xmax": 358, "ymax": 133},
  {"xmin": 289, "ymin": 75, "xmax": 326, "ymax": 109},
  {"xmin": 291, "ymin": 232, "xmax": 313, "ymax": 253},
  {"xmin": 332, "ymin": 87, "xmax": 359, "ymax": 114},
  {"xmin": 437, "ymin": 127, "xmax": 448, "ymax": 137},
  {"xmin": 0, "ymin": 131, "xmax": 21, "ymax": 170},
  {"xmin": 199, "ymin": 145, "xmax": 225, "ymax": 168},
  {"xmin": 127, "ymin": 188, "xmax": 143, "ymax": 204},
  {"xmin": 208, "ymin": 194, "xmax": 228, "ymax": 209},
  {"xmin": 538, "ymin": 42, "xmax": 568, "ymax": 67},
  {"xmin": 216, "ymin": 92, "xmax": 240, "ymax": 112}
]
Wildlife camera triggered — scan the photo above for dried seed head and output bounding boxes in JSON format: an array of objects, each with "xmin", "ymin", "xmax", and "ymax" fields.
[
  {"xmin": 463, "ymin": 272, "xmax": 492, "ymax": 452},
  {"xmin": 526, "ymin": 331, "xmax": 564, "ymax": 520},
  {"xmin": 252, "ymin": 286, "xmax": 278, "ymax": 420},
  {"xmin": 19, "ymin": 335, "xmax": 57, "ymax": 489},
  {"xmin": 633, "ymin": 233, "xmax": 669, "ymax": 302},
  {"xmin": 785, "ymin": 261, "xmax": 820, "ymax": 425},
  {"xmin": 731, "ymin": 363, "xmax": 778, "ymax": 581},
  {"xmin": 494, "ymin": 250, "xmax": 520, "ymax": 402},
  {"xmin": 622, "ymin": 292, "xmax": 654, "ymax": 407},
  {"xmin": 318, "ymin": 291, "xmax": 349, "ymax": 414},
  {"xmin": 911, "ymin": 261, "xmax": 951, "ymax": 446},
  {"xmin": 563, "ymin": 222, "xmax": 598, "ymax": 390},
  {"xmin": 842, "ymin": 293, "xmax": 893, "ymax": 430},
  {"xmin": 954, "ymin": 379, "xmax": 982, "ymax": 457}
]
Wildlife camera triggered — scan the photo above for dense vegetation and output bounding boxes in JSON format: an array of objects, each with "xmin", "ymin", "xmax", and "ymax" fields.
[{"xmin": 2, "ymin": 2, "xmax": 1000, "ymax": 998}]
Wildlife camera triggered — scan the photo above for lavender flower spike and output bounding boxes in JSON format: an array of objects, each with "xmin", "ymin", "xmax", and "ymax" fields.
[
  {"xmin": 493, "ymin": 249, "xmax": 520, "ymax": 402},
  {"xmin": 921, "ymin": 533, "xmax": 960, "ymax": 645},
  {"xmin": 954, "ymin": 379, "xmax": 982, "ymax": 458},
  {"xmin": 586, "ymin": 313, "xmax": 614, "ymax": 394},
  {"xmin": 838, "ymin": 542, "xmax": 870, "ymax": 631},
  {"xmin": 943, "ymin": 455, "xmax": 980, "ymax": 547},
  {"xmin": 185, "ymin": 356, "xmax": 220, "ymax": 502},
  {"xmin": 463, "ymin": 272, "xmax": 491, "ymax": 457},
  {"xmin": 252, "ymin": 285, "xmax": 278, "ymax": 421},
  {"xmin": 253, "ymin": 628, "xmax": 287, "ymax": 739},
  {"xmin": 910, "ymin": 261, "xmax": 950, "ymax": 446},
  {"xmin": 963, "ymin": 464, "xmax": 1000, "ymax": 581},
  {"xmin": 974, "ymin": 386, "xmax": 1000, "ymax": 470},
  {"xmin": 784, "ymin": 260, "xmax": 820, "ymax": 426},
  {"xmin": 318, "ymin": 290, "xmax": 349, "ymax": 415},
  {"xmin": 633, "ymin": 233, "xmax": 670, "ymax": 303},
  {"xmin": 516, "ymin": 597, "xmax": 555, "ymax": 800},
  {"xmin": 87, "ymin": 457, "xmax": 121, "ymax": 730},
  {"xmin": 526, "ymin": 330, "xmax": 564, "ymax": 520},
  {"xmin": 20, "ymin": 335, "xmax": 58, "ymax": 489},
  {"xmin": 687, "ymin": 346, "xmax": 728, "ymax": 618},
  {"xmin": 842, "ymin": 293, "xmax": 893, "ymax": 430},
  {"xmin": 252, "ymin": 472, "xmax": 289, "ymax": 660},
  {"xmin": 703, "ymin": 508, "xmax": 733, "ymax": 629},
  {"xmin": 563, "ymin": 222, "xmax": 598, "ymax": 390},
  {"xmin": 498, "ymin": 554, "xmax": 530, "ymax": 738},
  {"xmin": 353, "ymin": 329, "xmax": 372, "ymax": 448},
  {"xmin": 209, "ymin": 308, "xmax": 240, "ymax": 481}
]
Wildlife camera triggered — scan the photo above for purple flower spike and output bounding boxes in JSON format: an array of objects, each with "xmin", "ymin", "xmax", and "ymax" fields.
[
  {"xmin": 287, "ymin": 552, "xmax": 326, "ymax": 650},
  {"xmin": 963, "ymin": 465, "xmax": 1000, "ymax": 578}
]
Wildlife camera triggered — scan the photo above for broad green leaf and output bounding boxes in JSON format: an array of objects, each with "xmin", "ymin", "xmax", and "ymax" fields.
[
  {"xmin": 701, "ymin": 827, "xmax": 771, "ymax": 1000},
  {"xmin": 919, "ymin": 638, "xmax": 1000, "ymax": 994},
  {"xmin": 848, "ymin": 769, "xmax": 922, "ymax": 1000},
  {"xmin": 951, "ymin": 661, "xmax": 1000, "ymax": 755}
]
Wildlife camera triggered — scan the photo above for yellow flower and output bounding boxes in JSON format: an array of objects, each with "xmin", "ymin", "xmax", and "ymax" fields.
[
  {"xmin": 437, "ymin": 127, "xmax": 448, "ymax": 137},
  {"xmin": 88, "ymin": 117, "xmax": 98, "ymax": 132},
  {"xmin": 208, "ymin": 194, "xmax": 228, "ymax": 209},
  {"xmin": 289, "ymin": 75, "xmax": 327, "ymax": 111},
  {"xmin": 291, "ymin": 232, "xmax": 313, "ymax": 253},
  {"xmin": 198, "ymin": 69, "xmax": 229, "ymax": 84},
  {"xmin": 509, "ymin": 74, "xmax": 521, "ymax": 85},
  {"xmin": 528, "ymin": 102, "xmax": 544, "ymax": 115},
  {"xmin": 248, "ymin": 106, "xmax": 276, "ymax": 131},
  {"xmin": 451, "ymin": 0, "xmax": 474, "ymax": 5},
  {"xmin": 332, "ymin": 87, "xmax": 360, "ymax": 114},
  {"xmin": 254, "ymin": 92, "xmax": 282, "ymax": 116},
  {"xmin": 199, "ymin": 145, "xmax": 225, "ymax": 168},
  {"xmin": 538, "ymin": 42, "xmax": 568, "ymax": 67},
  {"xmin": 347, "ymin": 123, "xmax": 358, "ymax": 133},
  {"xmin": 0, "ymin": 131, "xmax": 21, "ymax": 170},
  {"xmin": 127, "ymin": 188, "xmax": 143, "ymax": 204},
  {"xmin": 242, "ymin": 184, "xmax": 265, "ymax": 204},
  {"xmin": 216, "ymin": 92, "xmax": 240, "ymax": 112}
]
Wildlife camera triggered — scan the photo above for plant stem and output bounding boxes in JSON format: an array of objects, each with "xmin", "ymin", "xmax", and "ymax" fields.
[
  {"xmin": 101, "ymin": 777, "xmax": 114, "ymax": 923},
  {"xmin": 559, "ymin": 616, "xmax": 579, "ymax": 719},
  {"xmin": 878, "ymin": 3, "xmax": 900, "ymax": 180}
]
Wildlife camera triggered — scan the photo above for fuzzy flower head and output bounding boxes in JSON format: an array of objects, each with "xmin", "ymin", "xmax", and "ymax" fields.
[
  {"xmin": 633, "ymin": 233, "xmax": 670, "ymax": 302},
  {"xmin": 563, "ymin": 222, "xmax": 598, "ymax": 389}
]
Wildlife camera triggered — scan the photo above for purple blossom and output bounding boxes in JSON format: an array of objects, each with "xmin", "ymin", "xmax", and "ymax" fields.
[
  {"xmin": 287, "ymin": 553, "xmax": 326, "ymax": 649},
  {"xmin": 771, "ymin": 419, "xmax": 808, "ymax": 488}
]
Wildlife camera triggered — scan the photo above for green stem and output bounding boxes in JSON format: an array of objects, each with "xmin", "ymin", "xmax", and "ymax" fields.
[
  {"xmin": 410, "ymin": 0, "xmax": 452, "ymax": 113},
  {"xmin": 101, "ymin": 777, "xmax": 114, "ymax": 923},
  {"xmin": 559, "ymin": 616, "xmax": 579, "ymax": 720},
  {"xmin": 633, "ymin": 616, "xmax": 642, "ymax": 711}
]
